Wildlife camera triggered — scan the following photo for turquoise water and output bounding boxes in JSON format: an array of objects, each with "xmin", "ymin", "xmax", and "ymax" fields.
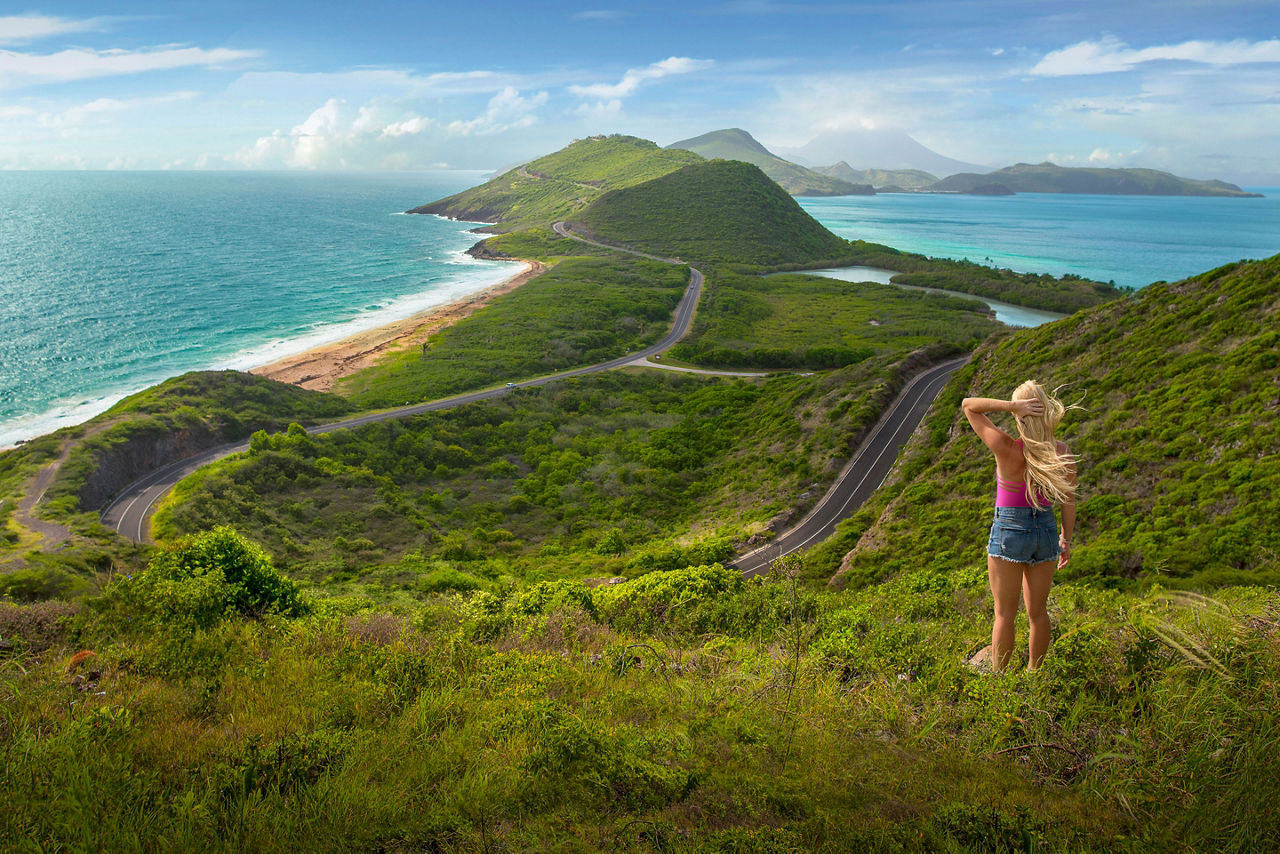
[
  {"xmin": 802, "ymin": 266, "xmax": 1065, "ymax": 328},
  {"xmin": 3, "ymin": 174, "xmax": 1278, "ymax": 448},
  {"xmin": 0, "ymin": 171, "xmax": 515, "ymax": 447},
  {"xmin": 799, "ymin": 190, "xmax": 1280, "ymax": 290}
]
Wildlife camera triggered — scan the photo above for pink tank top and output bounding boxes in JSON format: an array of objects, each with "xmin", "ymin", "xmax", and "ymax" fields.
[
  {"xmin": 996, "ymin": 476, "xmax": 1039, "ymax": 508},
  {"xmin": 995, "ymin": 439, "xmax": 1046, "ymax": 508}
]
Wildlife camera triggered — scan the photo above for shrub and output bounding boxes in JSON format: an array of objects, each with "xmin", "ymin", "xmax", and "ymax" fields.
[
  {"xmin": 596, "ymin": 563, "xmax": 743, "ymax": 634},
  {"xmin": 0, "ymin": 567, "xmax": 91, "ymax": 603},
  {"xmin": 507, "ymin": 579, "xmax": 597, "ymax": 620},
  {"xmin": 127, "ymin": 527, "xmax": 307, "ymax": 628}
]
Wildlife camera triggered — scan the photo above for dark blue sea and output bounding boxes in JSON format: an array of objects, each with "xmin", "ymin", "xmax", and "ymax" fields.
[{"xmin": 2, "ymin": 172, "xmax": 1277, "ymax": 446}]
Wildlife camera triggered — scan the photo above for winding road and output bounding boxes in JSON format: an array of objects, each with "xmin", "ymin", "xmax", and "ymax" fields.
[
  {"xmin": 102, "ymin": 221, "xmax": 965, "ymax": 572},
  {"xmin": 730, "ymin": 356, "xmax": 965, "ymax": 576},
  {"xmin": 102, "ymin": 231, "xmax": 702, "ymax": 543}
]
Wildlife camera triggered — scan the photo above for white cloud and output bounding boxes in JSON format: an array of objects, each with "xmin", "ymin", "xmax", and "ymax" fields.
[
  {"xmin": 0, "ymin": 15, "xmax": 103, "ymax": 45},
  {"xmin": 445, "ymin": 87, "xmax": 548, "ymax": 136},
  {"xmin": 1032, "ymin": 36, "xmax": 1280, "ymax": 77},
  {"xmin": 1086, "ymin": 147, "xmax": 1142, "ymax": 165},
  {"xmin": 575, "ymin": 98, "xmax": 623, "ymax": 120},
  {"xmin": 380, "ymin": 116, "xmax": 431, "ymax": 138},
  {"xmin": 12, "ymin": 90, "xmax": 200, "ymax": 136},
  {"xmin": 0, "ymin": 45, "xmax": 259, "ymax": 87},
  {"xmin": 569, "ymin": 56, "xmax": 713, "ymax": 100},
  {"xmin": 232, "ymin": 88, "xmax": 550, "ymax": 169},
  {"xmin": 229, "ymin": 68, "xmax": 504, "ymax": 99},
  {"xmin": 572, "ymin": 10, "xmax": 629, "ymax": 21}
]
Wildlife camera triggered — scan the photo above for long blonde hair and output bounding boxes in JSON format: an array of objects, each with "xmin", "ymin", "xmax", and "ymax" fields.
[{"xmin": 1012, "ymin": 380, "xmax": 1077, "ymax": 509}]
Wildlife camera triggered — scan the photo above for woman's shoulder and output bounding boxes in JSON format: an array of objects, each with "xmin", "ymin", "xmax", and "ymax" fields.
[{"xmin": 1055, "ymin": 439, "xmax": 1071, "ymax": 455}]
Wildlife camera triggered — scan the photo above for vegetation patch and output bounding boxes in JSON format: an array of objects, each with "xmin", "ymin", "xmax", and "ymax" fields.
[
  {"xmin": 408, "ymin": 134, "xmax": 702, "ymax": 231},
  {"xmin": 339, "ymin": 254, "xmax": 689, "ymax": 408},
  {"xmin": 574, "ymin": 159, "xmax": 855, "ymax": 265},
  {"xmin": 833, "ymin": 254, "xmax": 1280, "ymax": 591},
  {"xmin": 672, "ymin": 268, "xmax": 1000, "ymax": 369},
  {"xmin": 155, "ymin": 366, "xmax": 907, "ymax": 594}
]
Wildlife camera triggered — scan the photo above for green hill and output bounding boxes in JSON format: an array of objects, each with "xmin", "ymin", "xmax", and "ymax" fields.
[
  {"xmin": 573, "ymin": 159, "xmax": 855, "ymax": 265},
  {"xmin": 931, "ymin": 162, "xmax": 1262, "ymax": 197},
  {"xmin": 817, "ymin": 161, "xmax": 939, "ymax": 190},
  {"xmin": 829, "ymin": 253, "xmax": 1280, "ymax": 591},
  {"xmin": 407, "ymin": 135, "xmax": 702, "ymax": 231},
  {"xmin": 666, "ymin": 128, "xmax": 873, "ymax": 196}
]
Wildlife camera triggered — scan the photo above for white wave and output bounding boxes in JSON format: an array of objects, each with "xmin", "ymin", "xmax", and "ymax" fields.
[
  {"xmin": 0, "ymin": 389, "xmax": 138, "ymax": 451},
  {"xmin": 215, "ymin": 259, "xmax": 527, "ymax": 372}
]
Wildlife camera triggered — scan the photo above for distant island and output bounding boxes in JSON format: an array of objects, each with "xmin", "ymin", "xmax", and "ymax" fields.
[
  {"xmin": 660, "ymin": 128, "xmax": 1262, "ymax": 199},
  {"xmin": 816, "ymin": 162, "xmax": 940, "ymax": 191},
  {"xmin": 929, "ymin": 162, "xmax": 1262, "ymax": 197}
]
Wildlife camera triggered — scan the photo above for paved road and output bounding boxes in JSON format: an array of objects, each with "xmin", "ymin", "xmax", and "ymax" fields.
[
  {"xmin": 101, "ymin": 257, "xmax": 703, "ymax": 543},
  {"xmin": 103, "ymin": 221, "xmax": 964, "ymax": 561},
  {"xmin": 729, "ymin": 356, "xmax": 967, "ymax": 577}
]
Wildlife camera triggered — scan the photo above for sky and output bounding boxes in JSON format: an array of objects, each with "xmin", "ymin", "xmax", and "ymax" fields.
[{"xmin": 1, "ymin": 1, "xmax": 1277, "ymax": 182}]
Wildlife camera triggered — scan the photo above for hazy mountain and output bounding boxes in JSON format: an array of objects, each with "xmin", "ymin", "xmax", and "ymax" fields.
[
  {"xmin": 666, "ymin": 128, "xmax": 873, "ymax": 196},
  {"xmin": 784, "ymin": 128, "xmax": 986, "ymax": 177},
  {"xmin": 931, "ymin": 162, "xmax": 1262, "ymax": 197},
  {"xmin": 817, "ymin": 162, "xmax": 939, "ymax": 191}
]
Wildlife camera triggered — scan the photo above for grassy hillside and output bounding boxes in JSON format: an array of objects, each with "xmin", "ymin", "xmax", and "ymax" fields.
[
  {"xmin": 0, "ymin": 371, "xmax": 351, "ymax": 600},
  {"xmin": 408, "ymin": 135, "xmax": 702, "ymax": 230},
  {"xmin": 155, "ymin": 364, "xmax": 911, "ymax": 593},
  {"xmin": 574, "ymin": 160, "xmax": 855, "ymax": 265},
  {"xmin": 338, "ymin": 240, "xmax": 689, "ymax": 408},
  {"xmin": 670, "ymin": 269, "xmax": 999, "ymax": 369},
  {"xmin": 818, "ymin": 161, "xmax": 939, "ymax": 190},
  {"xmin": 830, "ymin": 254, "xmax": 1280, "ymax": 591},
  {"xmin": 932, "ymin": 162, "xmax": 1262, "ymax": 197},
  {"xmin": 3, "ymin": 536, "xmax": 1275, "ymax": 850},
  {"xmin": 666, "ymin": 128, "xmax": 873, "ymax": 196}
]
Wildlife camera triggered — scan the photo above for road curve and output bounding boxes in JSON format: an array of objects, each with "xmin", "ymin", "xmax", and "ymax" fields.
[
  {"xmin": 102, "ymin": 251, "xmax": 702, "ymax": 542},
  {"xmin": 103, "ymin": 221, "xmax": 963, "ymax": 561},
  {"xmin": 730, "ymin": 356, "xmax": 967, "ymax": 577}
]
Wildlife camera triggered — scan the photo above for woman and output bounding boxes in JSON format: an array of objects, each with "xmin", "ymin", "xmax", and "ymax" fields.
[{"xmin": 962, "ymin": 381, "xmax": 1077, "ymax": 672}]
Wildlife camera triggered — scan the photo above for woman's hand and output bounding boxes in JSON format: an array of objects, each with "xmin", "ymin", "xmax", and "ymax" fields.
[
  {"xmin": 1012, "ymin": 398, "xmax": 1045, "ymax": 418},
  {"xmin": 1058, "ymin": 534, "xmax": 1071, "ymax": 569}
]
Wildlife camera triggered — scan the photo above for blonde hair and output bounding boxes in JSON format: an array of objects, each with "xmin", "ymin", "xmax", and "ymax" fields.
[{"xmin": 1012, "ymin": 380, "xmax": 1077, "ymax": 509}]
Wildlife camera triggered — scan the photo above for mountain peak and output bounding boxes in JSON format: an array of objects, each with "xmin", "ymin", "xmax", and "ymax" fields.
[
  {"xmin": 666, "ymin": 128, "xmax": 873, "ymax": 196},
  {"xmin": 785, "ymin": 127, "xmax": 986, "ymax": 176}
]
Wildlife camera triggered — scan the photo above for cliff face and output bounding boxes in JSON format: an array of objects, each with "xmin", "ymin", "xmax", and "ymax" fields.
[{"xmin": 75, "ymin": 423, "xmax": 225, "ymax": 512}]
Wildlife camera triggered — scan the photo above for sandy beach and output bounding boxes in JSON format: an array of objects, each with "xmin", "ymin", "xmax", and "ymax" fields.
[{"xmin": 250, "ymin": 260, "xmax": 544, "ymax": 392}]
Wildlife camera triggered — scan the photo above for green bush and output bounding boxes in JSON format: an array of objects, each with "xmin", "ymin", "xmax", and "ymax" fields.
[
  {"xmin": 127, "ymin": 527, "xmax": 307, "ymax": 628},
  {"xmin": 596, "ymin": 563, "xmax": 743, "ymax": 634},
  {"xmin": 0, "ymin": 567, "xmax": 92, "ymax": 603}
]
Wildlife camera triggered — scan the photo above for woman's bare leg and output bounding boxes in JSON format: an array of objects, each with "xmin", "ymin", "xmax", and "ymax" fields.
[
  {"xmin": 988, "ymin": 555, "xmax": 1024, "ymax": 671},
  {"xmin": 1022, "ymin": 560, "xmax": 1056, "ymax": 669}
]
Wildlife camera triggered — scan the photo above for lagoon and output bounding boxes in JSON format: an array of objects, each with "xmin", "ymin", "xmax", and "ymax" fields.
[{"xmin": 802, "ymin": 266, "xmax": 1066, "ymax": 328}]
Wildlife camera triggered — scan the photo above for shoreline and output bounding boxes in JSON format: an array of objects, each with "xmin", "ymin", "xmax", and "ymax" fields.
[{"xmin": 250, "ymin": 259, "xmax": 543, "ymax": 392}]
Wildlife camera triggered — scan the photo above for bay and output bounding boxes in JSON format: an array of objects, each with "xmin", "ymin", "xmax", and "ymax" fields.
[
  {"xmin": 799, "ymin": 190, "xmax": 1280, "ymax": 290},
  {"xmin": 4, "ymin": 173, "xmax": 1278, "ymax": 449},
  {"xmin": 0, "ymin": 171, "xmax": 513, "ymax": 447}
]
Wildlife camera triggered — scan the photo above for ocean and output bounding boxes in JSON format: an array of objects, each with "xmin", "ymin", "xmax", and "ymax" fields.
[
  {"xmin": 2, "ymin": 173, "xmax": 1278, "ymax": 447},
  {"xmin": 797, "ymin": 190, "xmax": 1280, "ymax": 290},
  {"xmin": 0, "ymin": 171, "xmax": 516, "ymax": 447}
]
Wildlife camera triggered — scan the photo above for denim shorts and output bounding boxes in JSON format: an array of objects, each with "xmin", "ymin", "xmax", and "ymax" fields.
[{"xmin": 987, "ymin": 507, "xmax": 1061, "ymax": 565}]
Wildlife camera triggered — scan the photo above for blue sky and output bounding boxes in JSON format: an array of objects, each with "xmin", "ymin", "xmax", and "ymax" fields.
[{"xmin": 1, "ymin": 2, "xmax": 1277, "ymax": 181}]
